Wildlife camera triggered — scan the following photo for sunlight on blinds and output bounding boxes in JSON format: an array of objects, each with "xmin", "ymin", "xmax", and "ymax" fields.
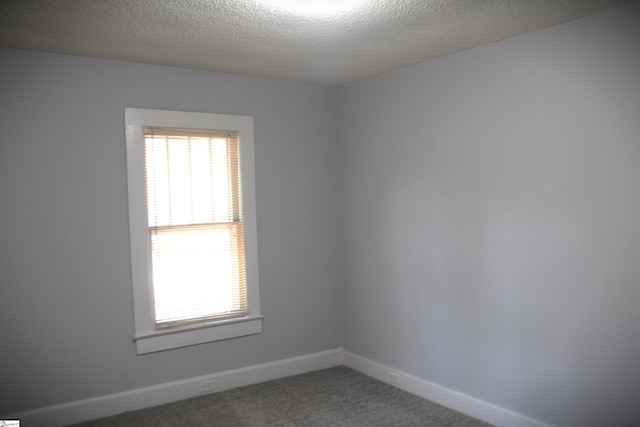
[{"xmin": 144, "ymin": 129, "xmax": 247, "ymax": 328}]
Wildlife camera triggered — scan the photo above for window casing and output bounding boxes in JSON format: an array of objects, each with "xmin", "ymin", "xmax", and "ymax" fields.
[{"xmin": 125, "ymin": 108, "xmax": 262, "ymax": 354}]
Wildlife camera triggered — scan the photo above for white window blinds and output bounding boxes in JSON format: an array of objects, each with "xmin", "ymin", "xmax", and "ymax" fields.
[{"xmin": 143, "ymin": 127, "xmax": 247, "ymax": 329}]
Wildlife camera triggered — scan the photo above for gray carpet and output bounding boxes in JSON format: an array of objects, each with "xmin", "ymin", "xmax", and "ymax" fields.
[{"xmin": 70, "ymin": 366, "xmax": 493, "ymax": 426}]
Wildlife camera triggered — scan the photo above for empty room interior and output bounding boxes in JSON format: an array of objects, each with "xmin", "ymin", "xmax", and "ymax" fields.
[{"xmin": 1, "ymin": 1, "xmax": 639, "ymax": 426}]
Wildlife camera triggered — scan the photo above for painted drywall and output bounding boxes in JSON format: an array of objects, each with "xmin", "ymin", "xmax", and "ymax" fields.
[
  {"xmin": 338, "ymin": 2, "xmax": 640, "ymax": 427},
  {"xmin": 0, "ymin": 49, "xmax": 343, "ymax": 414}
]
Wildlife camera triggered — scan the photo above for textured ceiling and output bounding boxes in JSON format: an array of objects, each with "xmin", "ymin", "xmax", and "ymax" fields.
[{"xmin": 0, "ymin": 0, "xmax": 634, "ymax": 85}]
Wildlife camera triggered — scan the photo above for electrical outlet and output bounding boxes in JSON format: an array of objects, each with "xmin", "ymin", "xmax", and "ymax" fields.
[
  {"xmin": 198, "ymin": 380, "xmax": 215, "ymax": 393},
  {"xmin": 388, "ymin": 371, "xmax": 400, "ymax": 386}
]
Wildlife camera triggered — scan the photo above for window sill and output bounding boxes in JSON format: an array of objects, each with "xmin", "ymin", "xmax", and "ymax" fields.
[{"xmin": 134, "ymin": 315, "xmax": 263, "ymax": 355}]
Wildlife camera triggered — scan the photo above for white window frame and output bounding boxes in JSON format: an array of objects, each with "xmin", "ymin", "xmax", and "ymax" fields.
[{"xmin": 125, "ymin": 108, "xmax": 262, "ymax": 354}]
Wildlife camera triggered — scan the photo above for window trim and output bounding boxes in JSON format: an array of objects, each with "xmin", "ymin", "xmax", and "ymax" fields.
[{"xmin": 125, "ymin": 108, "xmax": 262, "ymax": 355}]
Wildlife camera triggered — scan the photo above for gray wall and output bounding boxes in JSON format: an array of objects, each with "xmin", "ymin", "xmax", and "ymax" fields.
[
  {"xmin": 0, "ymin": 49, "xmax": 343, "ymax": 413},
  {"xmin": 339, "ymin": 3, "xmax": 640, "ymax": 427}
]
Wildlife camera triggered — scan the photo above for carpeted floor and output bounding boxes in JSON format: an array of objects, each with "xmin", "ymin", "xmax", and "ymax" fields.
[{"xmin": 70, "ymin": 366, "xmax": 493, "ymax": 426}]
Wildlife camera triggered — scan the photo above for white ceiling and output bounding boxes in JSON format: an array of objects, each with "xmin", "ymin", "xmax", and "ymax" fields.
[{"xmin": 0, "ymin": 0, "xmax": 633, "ymax": 85}]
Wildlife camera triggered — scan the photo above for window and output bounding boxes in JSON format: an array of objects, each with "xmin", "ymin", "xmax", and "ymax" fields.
[{"xmin": 125, "ymin": 108, "xmax": 262, "ymax": 354}]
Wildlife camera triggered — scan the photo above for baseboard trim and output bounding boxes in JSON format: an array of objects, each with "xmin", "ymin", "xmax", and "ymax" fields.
[
  {"xmin": 8, "ymin": 349, "xmax": 551, "ymax": 427},
  {"xmin": 343, "ymin": 351, "xmax": 552, "ymax": 427},
  {"xmin": 7, "ymin": 348, "xmax": 344, "ymax": 427}
]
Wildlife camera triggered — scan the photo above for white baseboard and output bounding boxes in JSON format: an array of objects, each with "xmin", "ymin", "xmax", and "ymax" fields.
[
  {"xmin": 343, "ymin": 351, "xmax": 552, "ymax": 427},
  {"xmin": 8, "ymin": 348, "xmax": 551, "ymax": 427},
  {"xmin": 7, "ymin": 348, "xmax": 344, "ymax": 427}
]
